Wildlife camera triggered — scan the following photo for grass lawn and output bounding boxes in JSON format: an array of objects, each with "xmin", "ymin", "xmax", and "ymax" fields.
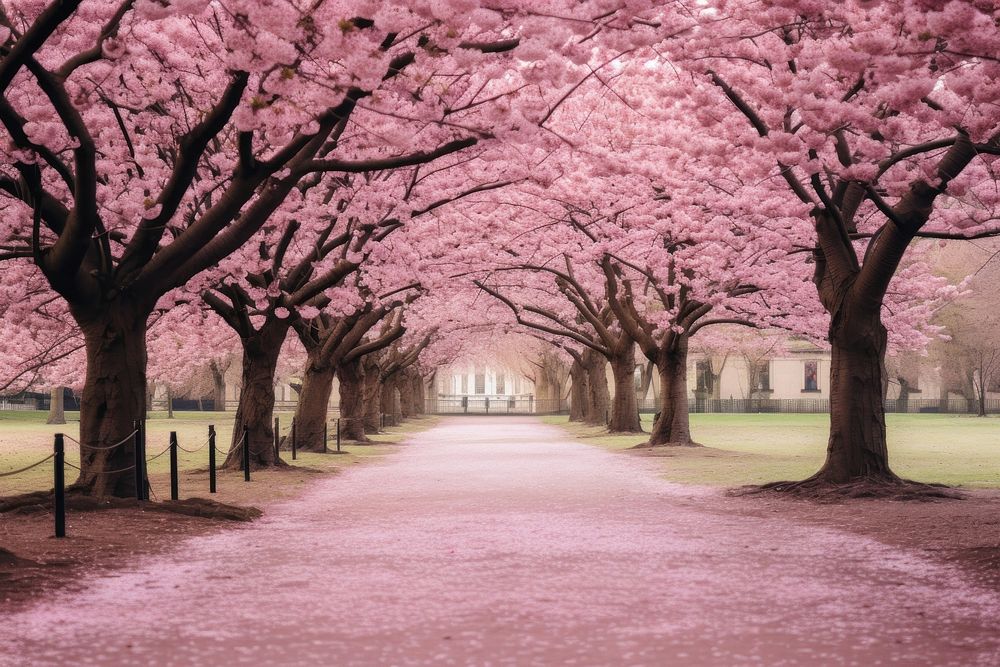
[
  {"xmin": 542, "ymin": 413, "xmax": 1000, "ymax": 489},
  {"xmin": 0, "ymin": 410, "xmax": 434, "ymax": 497}
]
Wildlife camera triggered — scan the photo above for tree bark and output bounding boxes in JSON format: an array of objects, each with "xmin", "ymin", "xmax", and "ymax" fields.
[
  {"xmin": 381, "ymin": 378, "xmax": 401, "ymax": 426},
  {"xmin": 336, "ymin": 358, "xmax": 370, "ymax": 442},
  {"xmin": 223, "ymin": 320, "xmax": 288, "ymax": 469},
  {"xmin": 210, "ymin": 361, "xmax": 227, "ymax": 411},
  {"xmin": 568, "ymin": 358, "xmax": 588, "ymax": 422},
  {"xmin": 398, "ymin": 371, "xmax": 415, "ymax": 418},
  {"xmin": 582, "ymin": 349, "xmax": 610, "ymax": 426},
  {"xmin": 73, "ymin": 307, "xmax": 150, "ymax": 497},
  {"xmin": 412, "ymin": 375, "xmax": 425, "ymax": 415},
  {"xmin": 290, "ymin": 356, "xmax": 335, "ymax": 452},
  {"xmin": 46, "ymin": 386, "xmax": 66, "ymax": 425},
  {"xmin": 609, "ymin": 345, "xmax": 641, "ymax": 432},
  {"xmin": 648, "ymin": 336, "xmax": 695, "ymax": 446},
  {"xmin": 362, "ymin": 362, "xmax": 382, "ymax": 434},
  {"xmin": 896, "ymin": 377, "xmax": 911, "ymax": 414},
  {"xmin": 809, "ymin": 309, "xmax": 896, "ymax": 482},
  {"xmin": 165, "ymin": 385, "xmax": 174, "ymax": 419}
]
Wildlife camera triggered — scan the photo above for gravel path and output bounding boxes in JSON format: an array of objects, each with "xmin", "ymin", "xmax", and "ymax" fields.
[{"xmin": 2, "ymin": 417, "xmax": 999, "ymax": 666}]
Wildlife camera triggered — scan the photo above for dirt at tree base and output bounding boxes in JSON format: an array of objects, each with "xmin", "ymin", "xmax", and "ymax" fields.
[
  {"xmin": 733, "ymin": 476, "xmax": 964, "ymax": 501},
  {"xmin": 0, "ymin": 492, "xmax": 260, "ymax": 521},
  {"xmin": 0, "ymin": 463, "xmax": 340, "ymax": 612},
  {"xmin": 627, "ymin": 440, "xmax": 705, "ymax": 451}
]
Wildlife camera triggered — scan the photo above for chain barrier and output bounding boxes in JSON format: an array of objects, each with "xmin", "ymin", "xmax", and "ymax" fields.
[{"xmin": 0, "ymin": 454, "xmax": 55, "ymax": 478}]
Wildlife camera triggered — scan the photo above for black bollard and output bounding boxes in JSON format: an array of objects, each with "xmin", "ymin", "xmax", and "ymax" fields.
[
  {"xmin": 133, "ymin": 420, "xmax": 143, "ymax": 501},
  {"xmin": 169, "ymin": 431, "xmax": 179, "ymax": 501},
  {"xmin": 242, "ymin": 425, "xmax": 251, "ymax": 482},
  {"xmin": 53, "ymin": 434, "xmax": 65, "ymax": 538},
  {"xmin": 291, "ymin": 418, "xmax": 297, "ymax": 461},
  {"xmin": 273, "ymin": 417, "xmax": 279, "ymax": 460},
  {"xmin": 139, "ymin": 420, "xmax": 149, "ymax": 501},
  {"xmin": 208, "ymin": 425, "xmax": 217, "ymax": 494}
]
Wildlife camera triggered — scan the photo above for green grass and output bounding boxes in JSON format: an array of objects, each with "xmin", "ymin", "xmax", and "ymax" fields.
[
  {"xmin": 542, "ymin": 413, "xmax": 1000, "ymax": 489},
  {"xmin": 0, "ymin": 411, "xmax": 438, "ymax": 496}
]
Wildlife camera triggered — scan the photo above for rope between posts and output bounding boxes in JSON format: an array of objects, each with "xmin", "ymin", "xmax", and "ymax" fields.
[
  {"xmin": 63, "ymin": 460, "xmax": 135, "ymax": 474},
  {"xmin": 176, "ymin": 438, "xmax": 211, "ymax": 454},
  {"xmin": 145, "ymin": 445, "xmax": 172, "ymax": 463},
  {"xmin": 88, "ymin": 462, "xmax": 137, "ymax": 475},
  {"xmin": 0, "ymin": 454, "xmax": 55, "ymax": 477},
  {"xmin": 63, "ymin": 430, "xmax": 139, "ymax": 451}
]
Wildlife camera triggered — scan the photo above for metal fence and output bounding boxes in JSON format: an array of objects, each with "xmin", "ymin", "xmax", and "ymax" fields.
[
  {"xmin": 426, "ymin": 395, "xmax": 567, "ymax": 415},
  {"xmin": 637, "ymin": 397, "xmax": 1000, "ymax": 415},
  {"xmin": 0, "ymin": 397, "xmax": 39, "ymax": 411}
]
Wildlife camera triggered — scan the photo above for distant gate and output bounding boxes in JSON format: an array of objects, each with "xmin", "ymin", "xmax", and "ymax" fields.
[{"xmin": 426, "ymin": 395, "xmax": 568, "ymax": 415}]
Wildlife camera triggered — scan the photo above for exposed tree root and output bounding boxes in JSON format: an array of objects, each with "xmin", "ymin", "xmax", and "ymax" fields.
[
  {"xmin": 0, "ymin": 491, "xmax": 261, "ymax": 521},
  {"xmin": 220, "ymin": 457, "xmax": 291, "ymax": 473},
  {"xmin": 148, "ymin": 498, "xmax": 261, "ymax": 521},
  {"xmin": 732, "ymin": 475, "xmax": 964, "ymax": 502},
  {"xmin": 0, "ymin": 547, "xmax": 40, "ymax": 568},
  {"xmin": 628, "ymin": 440, "xmax": 703, "ymax": 450},
  {"xmin": 0, "ymin": 491, "xmax": 50, "ymax": 514}
]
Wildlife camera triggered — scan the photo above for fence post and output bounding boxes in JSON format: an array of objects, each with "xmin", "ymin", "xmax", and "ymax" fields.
[
  {"xmin": 140, "ymin": 419, "xmax": 149, "ymax": 501},
  {"xmin": 208, "ymin": 425, "xmax": 216, "ymax": 494},
  {"xmin": 132, "ymin": 419, "xmax": 143, "ymax": 501},
  {"xmin": 242, "ymin": 425, "xmax": 250, "ymax": 482},
  {"xmin": 273, "ymin": 417, "xmax": 279, "ymax": 460},
  {"xmin": 291, "ymin": 417, "xmax": 297, "ymax": 461},
  {"xmin": 323, "ymin": 420, "xmax": 328, "ymax": 454},
  {"xmin": 336, "ymin": 419, "xmax": 341, "ymax": 452},
  {"xmin": 169, "ymin": 431, "xmax": 179, "ymax": 501},
  {"xmin": 53, "ymin": 434, "xmax": 65, "ymax": 538}
]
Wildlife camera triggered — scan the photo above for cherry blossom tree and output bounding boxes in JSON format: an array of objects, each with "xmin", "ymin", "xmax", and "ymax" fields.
[
  {"xmin": 0, "ymin": 0, "xmax": 637, "ymax": 495},
  {"xmin": 667, "ymin": 0, "xmax": 1000, "ymax": 487}
]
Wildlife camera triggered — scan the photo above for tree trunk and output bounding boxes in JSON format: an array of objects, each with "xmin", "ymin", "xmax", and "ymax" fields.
[
  {"xmin": 398, "ymin": 371, "xmax": 415, "ymax": 418},
  {"xmin": 336, "ymin": 358, "xmax": 370, "ymax": 442},
  {"xmin": 290, "ymin": 357, "xmax": 335, "ymax": 452},
  {"xmin": 648, "ymin": 336, "xmax": 695, "ymax": 446},
  {"xmin": 362, "ymin": 364, "xmax": 382, "ymax": 434},
  {"xmin": 73, "ymin": 307, "xmax": 150, "ymax": 497},
  {"xmin": 533, "ymin": 374, "xmax": 551, "ymax": 406},
  {"xmin": 46, "ymin": 386, "xmax": 66, "ymax": 425},
  {"xmin": 165, "ymin": 385, "xmax": 174, "ymax": 419},
  {"xmin": 583, "ymin": 349, "xmax": 610, "ymax": 426},
  {"xmin": 897, "ymin": 378, "xmax": 911, "ymax": 414},
  {"xmin": 412, "ymin": 375, "xmax": 425, "ymax": 415},
  {"xmin": 609, "ymin": 346, "xmax": 641, "ymax": 432},
  {"xmin": 223, "ymin": 320, "xmax": 288, "ymax": 469},
  {"xmin": 568, "ymin": 358, "xmax": 588, "ymax": 422},
  {"xmin": 210, "ymin": 361, "xmax": 226, "ymax": 411},
  {"xmin": 809, "ymin": 309, "xmax": 896, "ymax": 483},
  {"xmin": 381, "ymin": 378, "xmax": 400, "ymax": 426}
]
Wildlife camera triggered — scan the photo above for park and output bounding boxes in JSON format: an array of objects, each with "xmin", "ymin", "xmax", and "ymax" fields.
[{"xmin": 1, "ymin": 1, "xmax": 999, "ymax": 664}]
